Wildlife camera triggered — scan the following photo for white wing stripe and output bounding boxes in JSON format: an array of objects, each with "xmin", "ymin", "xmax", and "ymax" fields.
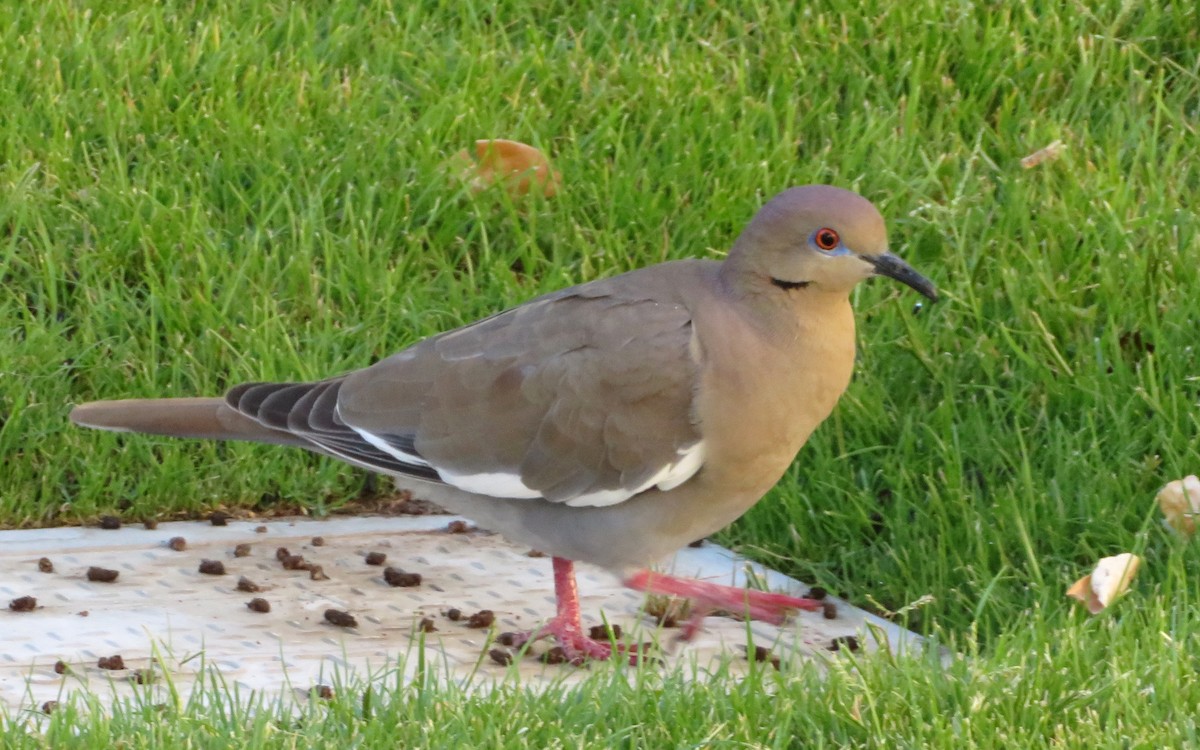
[
  {"xmin": 348, "ymin": 431, "xmax": 705, "ymax": 507},
  {"xmin": 436, "ymin": 469, "xmax": 543, "ymax": 499},
  {"xmin": 653, "ymin": 441, "xmax": 705, "ymax": 492},
  {"xmin": 563, "ymin": 487, "xmax": 635, "ymax": 507},
  {"xmin": 565, "ymin": 441, "xmax": 705, "ymax": 507},
  {"xmin": 351, "ymin": 427, "xmax": 432, "ymax": 468}
]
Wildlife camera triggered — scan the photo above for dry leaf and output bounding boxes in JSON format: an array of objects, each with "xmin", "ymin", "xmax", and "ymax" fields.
[
  {"xmin": 1157, "ymin": 475, "xmax": 1200, "ymax": 536},
  {"xmin": 451, "ymin": 139, "xmax": 560, "ymax": 198},
  {"xmin": 1020, "ymin": 139, "xmax": 1066, "ymax": 169},
  {"xmin": 1067, "ymin": 553, "xmax": 1140, "ymax": 614}
]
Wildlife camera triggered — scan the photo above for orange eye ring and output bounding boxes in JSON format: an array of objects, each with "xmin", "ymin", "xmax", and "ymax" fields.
[{"xmin": 814, "ymin": 228, "xmax": 840, "ymax": 251}]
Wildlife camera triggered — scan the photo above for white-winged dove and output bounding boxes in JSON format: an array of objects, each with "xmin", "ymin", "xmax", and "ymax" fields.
[{"xmin": 72, "ymin": 185, "xmax": 936, "ymax": 662}]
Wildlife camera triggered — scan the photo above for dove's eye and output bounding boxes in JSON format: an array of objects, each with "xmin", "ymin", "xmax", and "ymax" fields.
[{"xmin": 813, "ymin": 228, "xmax": 840, "ymax": 251}]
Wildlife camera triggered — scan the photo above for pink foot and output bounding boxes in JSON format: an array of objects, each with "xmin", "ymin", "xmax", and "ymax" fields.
[
  {"xmin": 499, "ymin": 616, "xmax": 627, "ymax": 665},
  {"xmin": 502, "ymin": 557, "xmax": 641, "ymax": 665},
  {"xmin": 624, "ymin": 569, "xmax": 823, "ymax": 640}
]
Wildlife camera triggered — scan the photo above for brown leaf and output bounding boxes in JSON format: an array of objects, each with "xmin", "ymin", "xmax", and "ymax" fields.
[
  {"xmin": 1020, "ymin": 139, "xmax": 1066, "ymax": 169},
  {"xmin": 1158, "ymin": 475, "xmax": 1200, "ymax": 536},
  {"xmin": 452, "ymin": 139, "xmax": 560, "ymax": 198},
  {"xmin": 1067, "ymin": 553, "xmax": 1140, "ymax": 614}
]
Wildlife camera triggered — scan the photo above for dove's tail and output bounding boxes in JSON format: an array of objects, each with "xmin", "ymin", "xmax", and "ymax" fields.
[{"xmin": 70, "ymin": 398, "xmax": 308, "ymax": 447}]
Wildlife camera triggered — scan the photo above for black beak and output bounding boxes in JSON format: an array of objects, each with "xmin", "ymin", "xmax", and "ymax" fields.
[{"xmin": 864, "ymin": 252, "xmax": 938, "ymax": 302}]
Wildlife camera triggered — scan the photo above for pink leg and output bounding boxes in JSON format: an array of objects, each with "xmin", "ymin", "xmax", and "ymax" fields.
[
  {"xmin": 624, "ymin": 569, "xmax": 823, "ymax": 638},
  {"xmin": 502, "ymin": 557, "xmax": 636, "ymax": 664}
]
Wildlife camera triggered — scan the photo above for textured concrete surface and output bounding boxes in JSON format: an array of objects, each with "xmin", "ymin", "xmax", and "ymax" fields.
[{"xmin": 0, "ymin": 514, "xmax": 921, "ymax": 711}]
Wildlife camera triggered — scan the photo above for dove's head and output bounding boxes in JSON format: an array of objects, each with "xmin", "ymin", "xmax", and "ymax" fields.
[{"xmin": 725, "ymin": 185, "xmax": 937, "ymax": 302}]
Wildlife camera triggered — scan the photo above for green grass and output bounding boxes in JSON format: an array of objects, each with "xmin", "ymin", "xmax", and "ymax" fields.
[{"xmin": 2, "ymin": 0, "xmax": 1199, "ymax": 746}]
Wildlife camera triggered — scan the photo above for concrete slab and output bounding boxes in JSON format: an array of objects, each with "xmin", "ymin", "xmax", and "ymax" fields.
[{"xmin": 0, "ymin": 514, "xmax": 923, "ymax": 712}]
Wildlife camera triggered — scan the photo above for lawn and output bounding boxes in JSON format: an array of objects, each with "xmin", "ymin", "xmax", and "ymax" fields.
[{"xmin": 2, "ymin": 0, "xmax": 1198, "ymax": 746}]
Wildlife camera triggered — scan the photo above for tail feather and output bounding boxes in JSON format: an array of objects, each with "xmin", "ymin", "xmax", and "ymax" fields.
[{"xmin": 69, "ymin": 398, "xmax": 309, "ymax": 447}]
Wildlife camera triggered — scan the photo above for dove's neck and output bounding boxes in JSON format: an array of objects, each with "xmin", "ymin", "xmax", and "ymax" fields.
[
  {"xmin": 687, "ymin": 271, "xmax": 857, "ymax": 491},
  {"xmin": 718, "ymin": 263, "xmax": 853, "ymax": 343}
]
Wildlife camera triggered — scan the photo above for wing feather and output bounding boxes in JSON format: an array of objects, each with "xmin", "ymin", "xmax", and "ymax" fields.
[{"xmin": 224, "ymin": 263, "xmax": 707, "ymax": 506}]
